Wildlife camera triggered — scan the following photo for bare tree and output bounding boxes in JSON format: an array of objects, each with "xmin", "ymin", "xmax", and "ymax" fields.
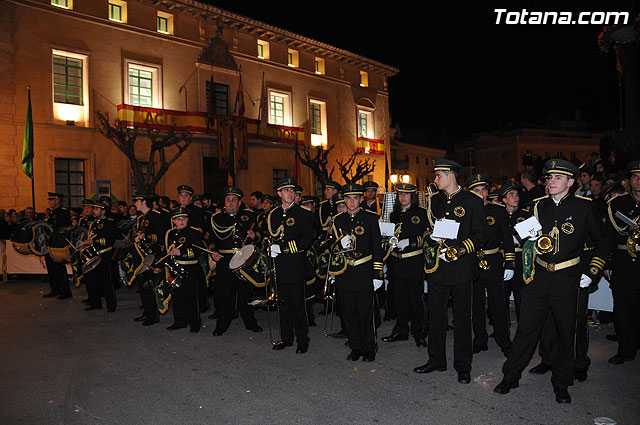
[
  {"xmin": 95, "ymin": 111, "xmax": 193, "ymax": 193},
  {"xmin": 295, "ymin": 143, "xmax": 335, "ymax": 187},
  {"xmin": 336, "ymin": 152, "xmax": 376, "ymax": 184}
]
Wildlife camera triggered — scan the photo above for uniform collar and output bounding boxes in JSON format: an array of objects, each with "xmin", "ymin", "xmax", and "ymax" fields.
[
  {"xmin": 447, "ymin": 185, "xmax": 462, "ymax": 199},
  {"xmin": 348, "ymin": 207, "xmax": 361, "ymax": 217},
  {"xmin": 552, "ymin": 192, "xmax": 571, "ymax": 205}
]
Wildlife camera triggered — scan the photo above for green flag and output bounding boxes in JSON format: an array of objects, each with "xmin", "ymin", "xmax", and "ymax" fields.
[{"xmin": 22, "ymin": 89, "xmax": 33, "ymax": 179}]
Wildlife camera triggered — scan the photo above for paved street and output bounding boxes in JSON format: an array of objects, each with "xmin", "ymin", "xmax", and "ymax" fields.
[{"xmin": 0, "ymin": 278, "xmax": 638, "ymax": 425}]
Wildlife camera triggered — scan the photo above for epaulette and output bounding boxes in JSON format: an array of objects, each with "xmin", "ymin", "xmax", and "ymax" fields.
[
  {"xmin": 607, "ymin": 192, "xmax": 628, "ymax": 204},
  {"xmin": 244, "ymin": 208, "xmax": 254, "ymax": 213},
  {"xmin": 106, "ymin": 217, "xmax": 115, "ymax": 221},
  {"xmin": 333, "ymin": 211, "xmax": 346, "ymax": 219},
  {"xmin": 532, "ymin": 195, "xmax": 549, "ymax": 203},
  {"xmin": 470, "ymin": 190, "xmax": 484, "ymax": 199},
  {"xmin": 152, "ymin": 209, "xmax": 161, "ymax": 214},
  {"xmin": 319, "ymin": 200, "xmax": 329, "ymax": 205},
  {"xmin": 300, "ymin": 205, "xmax": 312, "ymax": 212},
  {"xmin": 574, "ymin": 194, "xmax": 592, "ymax": 201},
  {"xmin": 364, "ymin": 208, "xmax": 377, "ymax": 214}
]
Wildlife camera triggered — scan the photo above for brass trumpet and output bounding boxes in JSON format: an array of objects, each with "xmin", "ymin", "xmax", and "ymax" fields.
[
  {"xmin": 476, "ymin": 251, "xmax": 490, "ymax": 271},
  {"xmin": 440, "ymin": 243, "xmax": 467, "ymax": 262},
  {"xmin": 536, "ymin": 234, "xmax": 555, "ymax": 254}
]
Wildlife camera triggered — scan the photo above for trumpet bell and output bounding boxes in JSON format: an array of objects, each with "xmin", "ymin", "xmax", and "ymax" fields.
[
  {"xmin": 536, "ymin": 235, "xmax": 554, "ymax": 254},
  {"xmin": 445, "ymin": 246, "xmax": 459, "ymax": 262}
]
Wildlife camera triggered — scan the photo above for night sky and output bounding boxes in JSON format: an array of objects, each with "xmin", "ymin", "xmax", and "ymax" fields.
[{"xmin": 208, "ymin": 1, "xmax": 639, "ymax": 145}]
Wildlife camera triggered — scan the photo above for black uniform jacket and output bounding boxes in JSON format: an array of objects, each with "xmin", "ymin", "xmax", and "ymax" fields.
[
  {"xmin": 268, "ymin": 203, "xmax": 315, "ymax": 282},
  {"xmin": 484, "ymin": 203, "xmax": 516, "ymax": 269},
  {"xmin": 210, "ymin": 208, "xmax": 258, "ymax": 253},
  {"xmin": 605, "ymin": 192, "xmax": 640, "ymax": 268},
  {"xmin": 533, "ymin": 194, "xmax": 610, "ymax": 281},
  {"xmin": 388, "ymin": 205, "xmax": 428, "ymax": 276},
  {"xmin": 88, "ymin": 217, "xmax": 117, "ymax": 255},
  {"xmin": 165, "ymin": 226, "xmax": 203, "ymax": 263},
  {"xmin": 426, "ymin": 187, "xmax": 489, "ymax": 285},
  {"xmin": 332, "ymin": 208, "xmax": 384, "ymax": 290},
  {"xmin": 138, "ymin": 209, "xmax": 170, "ymax": 253}
]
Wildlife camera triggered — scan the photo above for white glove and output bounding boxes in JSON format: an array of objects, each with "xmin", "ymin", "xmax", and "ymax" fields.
[
  {"xmin": 269, "ymin": 244, "xmax": 281, "ymax": 258},
  {"xmin": 423, "ymin": 280, "xmax": 428, "ymax": 294},
  {"xmin": 373, "ymin": 279, "xmax": 384, "ymax": 291},
  {"xmin": 503, "ymin": 269, "xmax": 514, "ymax": 281},
  {"xmin": 340, "ymin": 235, "xmax": 351, "ymax": 249},
  {"xmin": 579, "ymin": 274, "xmax": 592, "ymax": 288},
  {"xmin": 430, "ymin": 234, "xmax": 442, "ymax": 242},
  {"xmin": 397, "ymin": 238, "xmax": 410, "ymax": 251},
  {"xmin": 438, "ymin": 252, "xmax": 450, "ymax": 263}
]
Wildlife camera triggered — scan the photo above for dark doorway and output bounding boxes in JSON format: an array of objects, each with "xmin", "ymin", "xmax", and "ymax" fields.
[{"xmin": 203, "ymin": 156, "xmax": 228, "ymax": 202}]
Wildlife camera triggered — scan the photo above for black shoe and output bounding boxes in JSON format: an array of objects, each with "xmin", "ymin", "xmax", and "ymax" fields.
[
  {"xmin": 190, "ymin": 326, "xmax": 201, "ymax": 333},
  {"xmin": 43, "ymin": 292, "xmax": 58, "ymax": 298},
  {"xmin": 605, "ymin": 333, "xmax": 618, "ymax": 342},
  {"xmin": 493, "ymin": 379, "xmax": 518, "ymax": 394},
  {"xmin": 413, "ymin": 363, "xmax": 446, "ymax": 374},
  {"xmin": 502, "ymin": 347, "xmax": 512, "ymax": 358},
  {"xmin": 212, "ymin": 329, "xmax": 225, "ymax": 336},
  {"xmin": 166, "ymin": 323, "xmax": 187, "ymax": 331},
  {"xmin": 529, "ymin": 362, "xmax": 553, "ymax": 374},
  {"xmin": 554, "ymin": 388, "xmax": 571, "ymax": 404},
  {"xmin": 296, "ymin": 343, "xmax": 309, "ymax": 354},
  {"xmin": 208, "ymin": 312, "xmax": 217, "ymax": 320},
  {"xmin": 574, "ymin": 369, "xmax": 587, "ymax": 382},
  {"xmin": 362, "ymin": 352, "xmax": 375, "ymax": 362},
  {"xmin": 381, "ymin": 333, "xmax": 409, "ymax": 343},
  {"xmin": 347, "ymin": 350, "xmax": 361, "ymax": 361},
  {"xmin": 134, "ymin": 314, "xmax": 147, "ymax": 322},
  {"xmin": 107, "ymin": 308, "xmax": 116, "ymax": 313},
  {"xmin": 415, "ymin": 338, "xmax": 427, "ymax": 347},
  {"xmin": 273, "ymin": 341, "xmax": 293, "ymax": 350},
  {"xmin": 330, "ymin": 330, "xmax": 348, "ymax": 339},
  {"xmin": 142, "ymin": 316, "xmax": 159, "ymax": 326},
  {"xmin": 246, "ymin": 324, "xmax": 263, "ymax": 333},
  {"xmin": 84, "ymin": 306, "xmax": 101, "ymax": 311},
  {"xmin": 57, "ymin": 293, "xmax": 72, "ymax": 300},
  {"xmin": 457, "ymin": 371, "xmax": 471, "ymax": 384},
  {"xmin": 472, "ymin": 345, "xmax": 488, "ymax": 354},
  {"xmin": 608, "ymin": 354, "xmax": 635, "ymax": 365},
  {"xmin": 199, "ymin": 304, "xmax": 210, "ymax": 313},
  {"xmin": 308, "ymin": 320, "xmax": 317, "ymax": 327}
]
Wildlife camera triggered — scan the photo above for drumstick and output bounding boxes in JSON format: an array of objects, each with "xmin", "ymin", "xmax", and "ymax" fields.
[
  {"xmin": 241, "ymin": 223, "xmax": 256, "ymax": 247},
  {"xmin": 194, "ymin": 245, "xmax": 217, "ymax": 255},
  {"xmin": 153, "ymin": 243, "xmax": 183, "ymax": 267}
]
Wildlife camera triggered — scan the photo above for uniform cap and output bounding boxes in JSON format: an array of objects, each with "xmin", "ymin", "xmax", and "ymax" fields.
[
  {"xmin": 171, "ymin": 207, "xmax": 189, "ymax": 219},
  {"xmin": 464, "ymin": 173, "xmax": 491, "ymax": 189},
  {"xmin": 275, "ymin": 177, "xmax": 297, "ymax": 191},
  {"xmin": 433, "ymin": 158, "xmax": 463, "ymax": 174},
  {"xmin": 223, "ymin": 186, "xmax": 244, "ymax": 199},
  {"xmin": 363, "ymin": 181, "xmax": 379, "ymax": 190},
  {"xmin": 499, "ymin": 181, "xmax": 519, "ymax": 199},
  {"xmin": 177, "ymin": 185, "xmax": 195, "ymax": 195},
  {"xmin": 341, "ymin": 183, "xmax": 364, "ymax": 196},
  {"xmin": 395, "ymin": 182, "xmax": 417, "ymax": 193},
  {"xmin": 544, "ymin": 158, "xmax": 579, "ymax": 178}
]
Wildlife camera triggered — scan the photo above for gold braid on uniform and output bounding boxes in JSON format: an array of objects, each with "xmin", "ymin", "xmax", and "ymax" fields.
[
  {"xmin": 211, "ymin": 215, "xmax": 236, "ymax": 240},
  {"xmin": 319, "ymin": 202, "xmax": 332, "ymax": 229},
  {"xmin": 607, "ymin": 200, "xmax": 628, "ymax": 235},
  {"xmin": 267, "ymin": 208, "xmax": 284, "ymax": 240}
]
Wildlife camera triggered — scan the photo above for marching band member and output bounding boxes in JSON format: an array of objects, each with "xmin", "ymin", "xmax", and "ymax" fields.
[
  {"xmin": 605, "ymin": 159, "xmax": 640, "ymax": 365},
  {"xmin": 134, "ymin": 193, "xmax": 170, "ymax": 326},
  {"xmin": 84, "ymin": 200, "xmax": 117, "ymax": 312},
  {"xmin": 164, "ymin": 207, "xmax": 203, "ymax": 333},
  {"xmin": 414, "ymin": 159, "xmax": 489, "ymax": 384},
  {"xmin": 268, "ymin": 177, "xmax": 315, "ymax": 353},
  {"xmin": 465, "ymin": 174, "xmax": 515, "ymax": 357},
  {"xmin": 361, "ymin": 181, "xmax": 379, "ymax": 214},
  {"xmin": 495, "ymin": 159, "xmax": 610, "ymax": 403},
  {"xmin": 332, "ymin": 183, "xmax": 384, "ymax": 362},
  {"xmin": 382, "ymin": 182, "xmax": 428, "ymax": 348},
  {"xmin": 43, "ymin": 192, "xmax": 73, "ymax": 300},
  {"xmin": 209, "ymin": 186, "xmax": 262, "ymax": 336}
]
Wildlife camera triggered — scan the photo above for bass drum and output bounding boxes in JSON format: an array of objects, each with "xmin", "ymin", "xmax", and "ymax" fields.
[
  {"xmin": 229, "ymin": 244, "xmax": 269, "ymax": 287},
  {"xmin": 120, "ymin": 242, "xmax": 155, "ymax": 286},
  {"xmin": 47, "ymin": 226, "xmax": 88, "ymax": 263},
  {"xmin": 11, "ymin": 221, "xmax": 53, "ymax": 256},
  {"xmin": 317, "ymin": 242, "xmax": 348, "ymax": 279}
]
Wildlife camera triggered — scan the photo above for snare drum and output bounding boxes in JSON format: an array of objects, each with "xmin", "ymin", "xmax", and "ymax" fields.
[
  {"xmin": 80, "ymin": 245, "xmax": 102, "ymax": 274},
  {"xmin": 228, "ymin": 244, "xmax": 269, "ymax": 287},
  {"xmin": 165, "ymin": 257, "xmax": 187, "ymax": 291}
]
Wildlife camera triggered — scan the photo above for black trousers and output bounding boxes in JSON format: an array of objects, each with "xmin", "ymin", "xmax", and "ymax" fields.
[
  {"xmin": 504, "ymin": 252, "xmax": 524, "ymax": 322},
  {"xmin": 214, "ymin": 259, "xmax": 258, "ymax": 332},
  {"xmin": 137, "ymin": 271, "xmax": 158, "ymax": 319},
  {"xmin": 339, "ymin": 286, "xmax": 376, "ymax": 354},
  {"xmin": 537, "ymin": 287, "xmax": 590, "ymax": 372},
  {"xmin": 392, "ymin": 272, "xmax": 426, "ymax": 339},
  {"xmin": 427, "ymin": 280, "xmax": 473, "ymax": 372},
  {"xmin": 502, "ymin": 269, "xmax": 580, "ymax": 389},
  {"xmin": 171, "ymin": 267, "xmax": 201, "ymax": 330},
  {"xmin": 472, "ymin": 256, "xmax": 512, "ymax": 351},
  {"xmin": 85, "ymin": 254, "xmax": 116, "ymax": 310},
  {"xmin": 278, "ymin": 278, "xmax": 309, "ymax": 345},
  {"xmin": 611, "ymin": 256, "xmax": 640, "ymax": 358},
  {"xmin": 45, "ymin": 254, "xmax": 70, "ymax": 296}
]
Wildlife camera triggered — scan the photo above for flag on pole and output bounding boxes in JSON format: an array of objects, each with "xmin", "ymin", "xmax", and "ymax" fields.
[
  {"xmin": 257, "ymin": 72, "xmax": 267, "ymax": 135},
  {"xmin": 228, "ymin": 124, "xmax": 235, "ymax": 186},
  {"xmin": 22, "ymin": 88, "xmax": 34, "ymax": 179},
  {"xmin": 234, "ymin": 71, "xmax": 245, "ymax": 121}
]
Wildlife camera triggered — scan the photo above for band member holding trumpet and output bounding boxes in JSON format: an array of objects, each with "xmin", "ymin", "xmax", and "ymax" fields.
[
  {"xmin": 164, "ymin": 207, "xmax": 203, "ymax": 333},
  {"xmin": 414, "ymin": 159, "xmax": 488, "ymax": 384},
  {"xmin": 84, "ymin": 200, "xmax": 117, "ymax": 312},
  {"xmin": 332, "ymin": 183, "xmax": 384, "ymax": 362},
  {"xmin": 465, "ymin": 174, "xmax": 515, "ymax": 357},
  {"xmin": 382, "ymin": 182, "xmax": 428, "ymax": 347},
  {"xmin": 268, "ymin": 177, "xmax": 315, "ymax": 353},
  {"xmin": 604, "ymin": 159, "xmax": 640, "ymax": 365},
  {"xmin": 209, "ymin": 186, "xmax": 262, "ymax": 336},
  {"xmin": 134, "ymin": 194, "xmax": 170, "ymax": 326},
  {"xmin": 495, "ymin": 159, "xmax": 610, "ymax": 404}
]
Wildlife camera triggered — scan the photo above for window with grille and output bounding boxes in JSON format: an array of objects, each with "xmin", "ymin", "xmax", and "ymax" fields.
[
  {"xmin": 55, "ymin": 159, "xmax": 84, "ymax": 208},
  {"xmin": 53, "ymin": 55, "xmax": 83, "ymax": 105},
  {"xmin": 270, "ymin": 94, "xmax": 285, "ymax": 125},
  {"xmin": 51, "ymin": 0, "xmax": 71, "ymax": 8},
  {"xmin": 157, "ymin": 16, "xmax": 168, "ymax": 33},
  {"xmin": 358, "ymin": 112, "xmax": 368, "ymax": 138},
  {"xmin": 310, "ymin": 103, "xmax": 322, "ymax": 135},
  {"xmin": 129, "ymin": 67, "xmax": 153, "ymax": 107},
  {"xmin": 206, "ymin": 81, "xmax": 229, "ymax": 115},
  {"xmin": 109, "ymin": 3, "xmax": 122, "ymax": 21}
]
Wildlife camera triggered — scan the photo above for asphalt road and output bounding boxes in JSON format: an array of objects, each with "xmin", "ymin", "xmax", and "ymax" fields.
[{"xmin": 0, "ymin": 278, "xmax": 638, "ymax": 425}]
